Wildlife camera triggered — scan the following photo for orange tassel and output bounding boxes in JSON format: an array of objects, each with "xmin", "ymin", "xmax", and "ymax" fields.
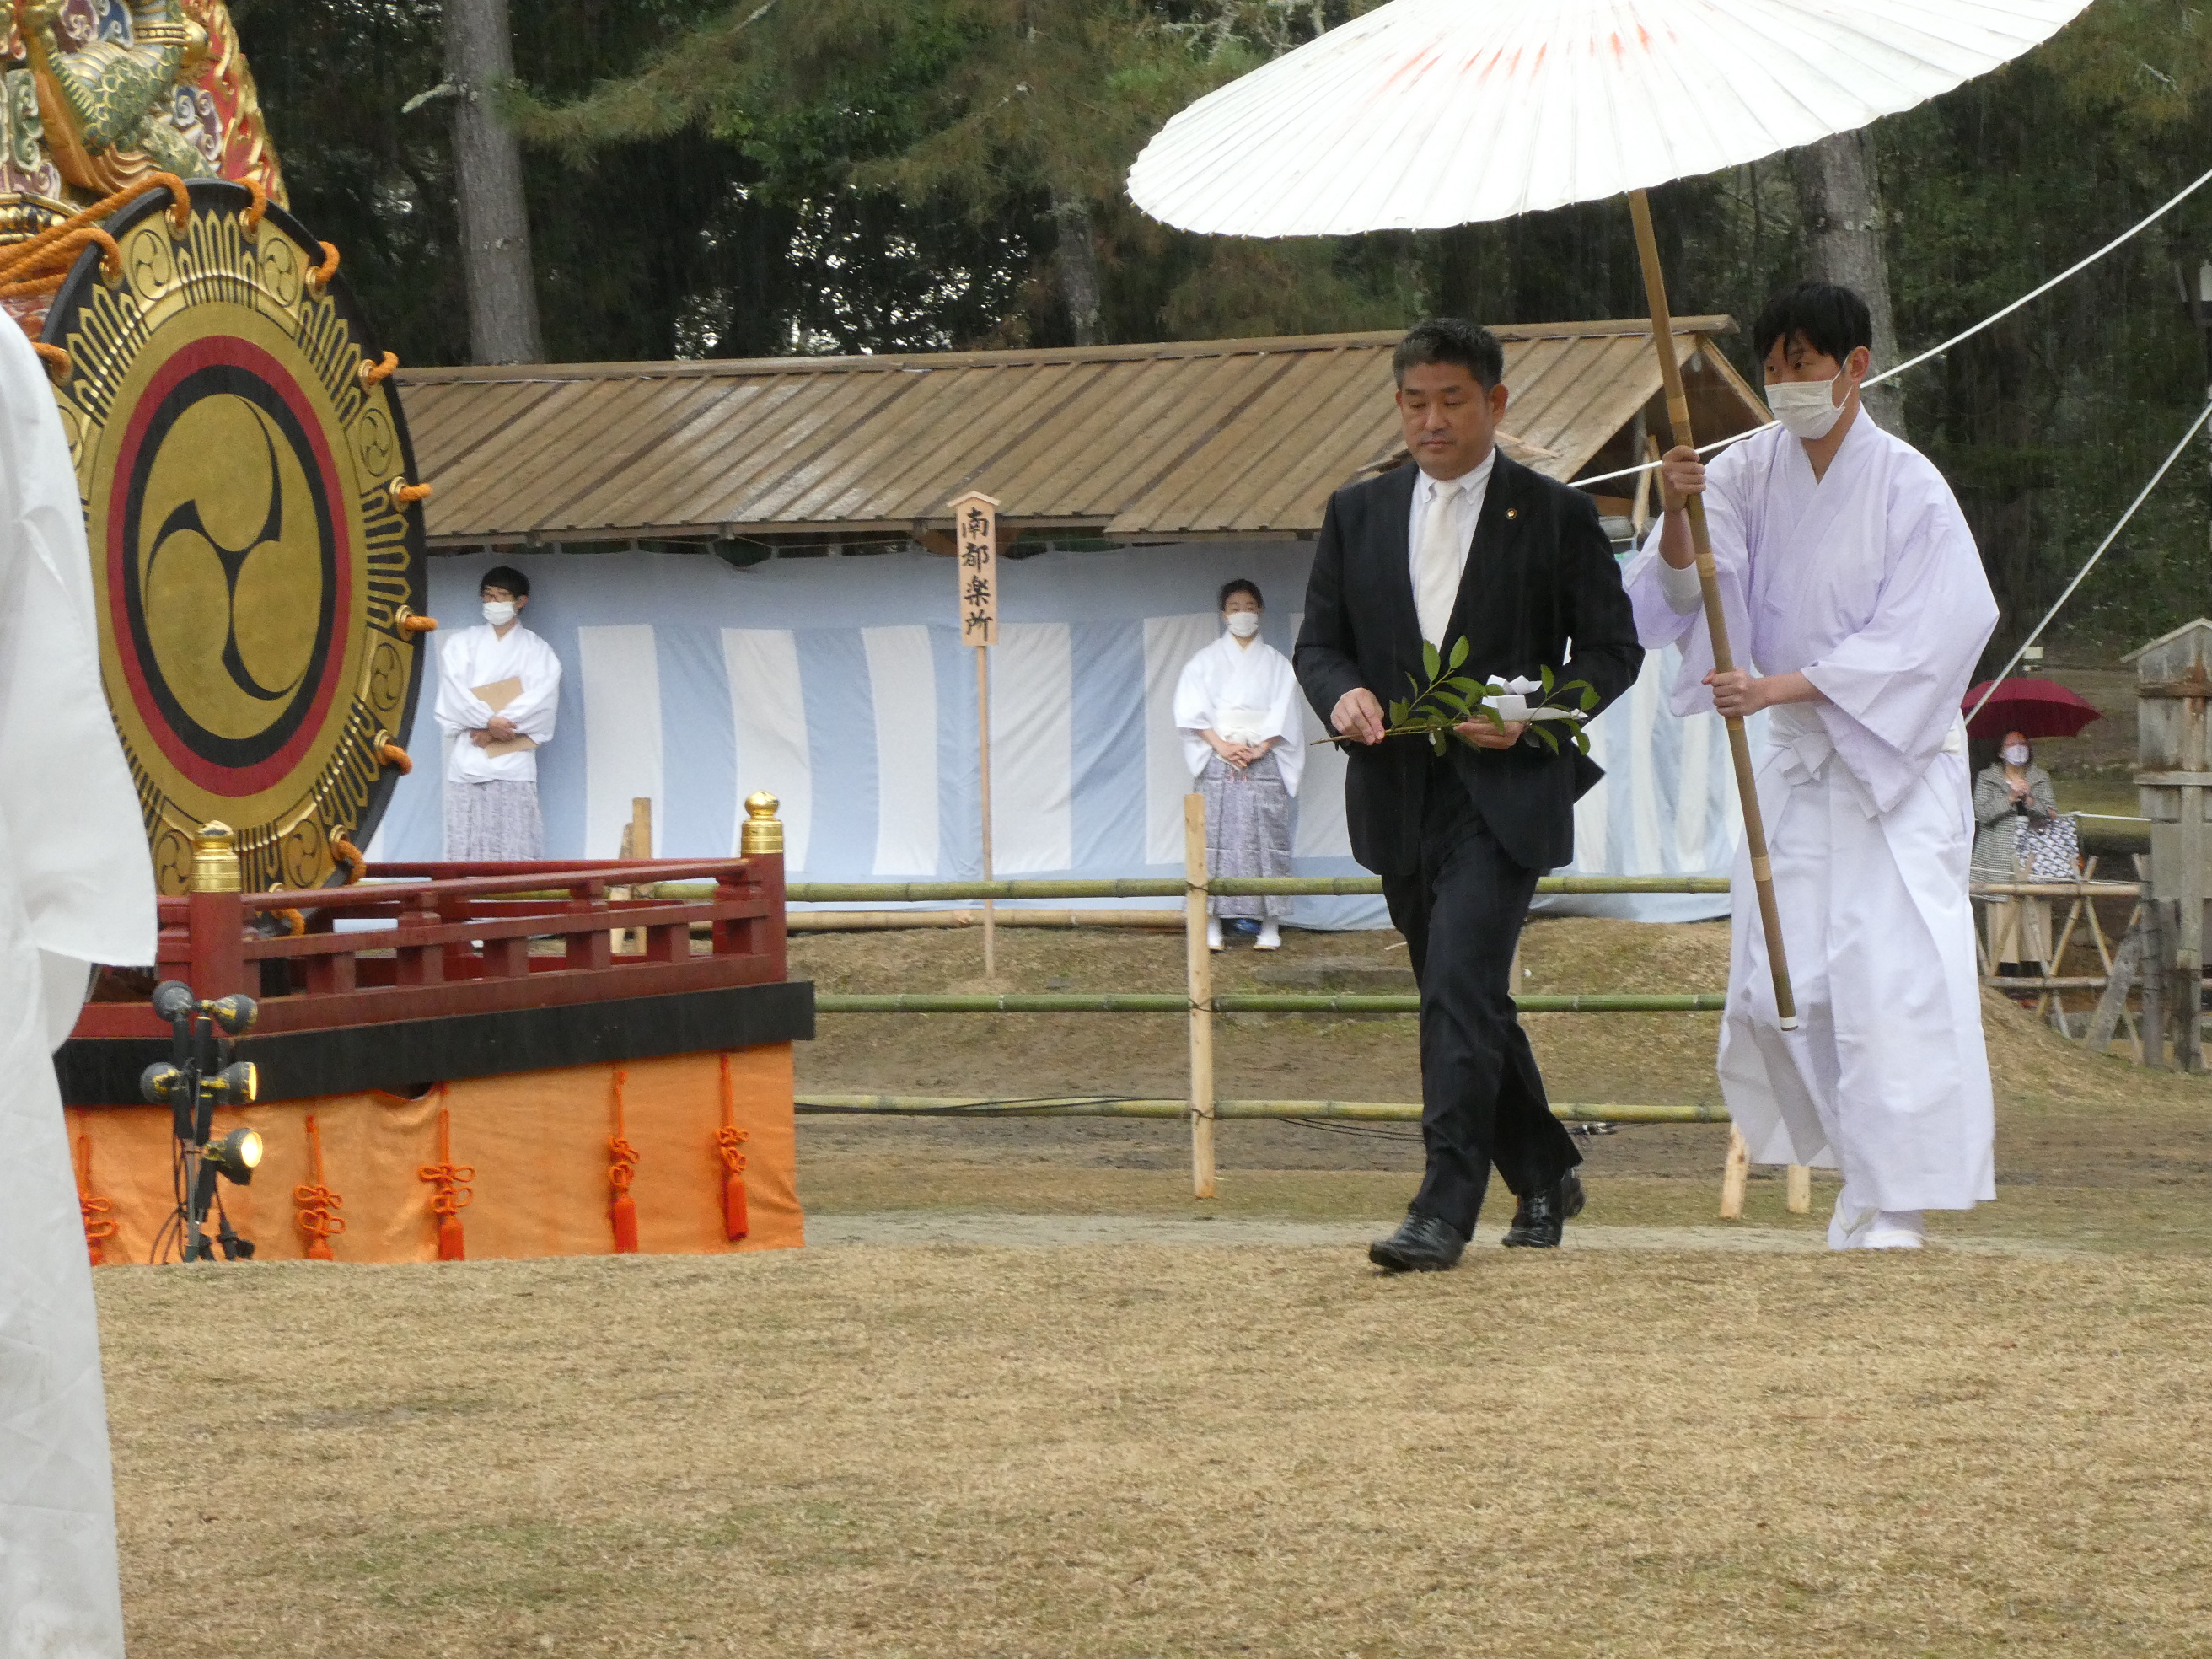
[
  {"xmin": 416, "ymin": 1093, "xmax": 474, "ymax": 1261},
  {"xmin": 72, "ymin": 1120, "xmax": 117, "ymax": 1266},
  {"xmin": 608, "ymin": 1067, "xmax": 641, "ymax": 1254},
  {"xmin": 293, "ymin": 1112, "xmax": 347, "ymax": 1260},
  {"xmin": 716, "ymin": 1053, "xmax": 749, "ymax": 1242}
]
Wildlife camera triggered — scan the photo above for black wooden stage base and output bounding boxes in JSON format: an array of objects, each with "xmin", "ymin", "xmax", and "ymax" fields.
[{"xmin": 60, "ymin": 981, "xmax": 816, "ymax": 1107}]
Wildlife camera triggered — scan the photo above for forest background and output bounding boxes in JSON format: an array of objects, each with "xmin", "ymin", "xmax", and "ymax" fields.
[{"xmin": 232, "ymin": 0, "xmax": 2212, "ymax": 665}]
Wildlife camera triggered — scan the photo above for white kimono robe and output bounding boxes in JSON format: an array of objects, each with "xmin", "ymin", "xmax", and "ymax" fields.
[
  {"xmin": 432, "ymin": 622, "xmax": 561, "ymax": 785},
  {"xmin": 1624, "ymin": 414, "xmax": 1999, "ymax": 1213},
  {"xmin": 0, "ymin": 324, "xmax": 156, "ymax": 1657},
  {"xmin": 1173, "ymin": 633, "xmax": 1306, "ymax": 796}
]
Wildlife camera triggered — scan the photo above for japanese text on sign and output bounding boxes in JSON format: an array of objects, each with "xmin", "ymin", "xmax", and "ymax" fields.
[{"xmin": 950, "ymin": 490, "xmax": 999, "ymax": 647}]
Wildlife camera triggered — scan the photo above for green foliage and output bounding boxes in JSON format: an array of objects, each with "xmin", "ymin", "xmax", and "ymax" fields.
[{"xmin": 1330, "ymin": 640, "xmax": 1593, "ymax": 758}]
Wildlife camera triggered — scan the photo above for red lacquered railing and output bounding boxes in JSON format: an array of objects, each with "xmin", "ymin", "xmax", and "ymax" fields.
[{"xmin": 72, "ymin": 856, "xmax": 786, "ymax": 1040}]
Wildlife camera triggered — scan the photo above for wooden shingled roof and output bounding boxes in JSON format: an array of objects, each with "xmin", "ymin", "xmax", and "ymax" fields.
[{"xmin": 395, "ymin": 319, "xmax": 1769, "ymax": 550}]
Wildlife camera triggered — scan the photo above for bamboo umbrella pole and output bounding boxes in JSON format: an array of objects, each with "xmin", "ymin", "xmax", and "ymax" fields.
[
  {"xmin": 1629, "ymin": 190, "xmax": 1797, "ymax": 1032},
  {"xmin": 1628, "ymin": 189, "xmax": 1794, "ymax": 1222},
  {"xmin": 1184, "ymin": 792, "xmax": 1216, "ymax": 1200}
]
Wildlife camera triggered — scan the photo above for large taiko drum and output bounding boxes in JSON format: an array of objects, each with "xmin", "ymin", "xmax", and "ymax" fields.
[{"xmin": 40, "ymin": 180, "xmax": 428, "ymax": 895}]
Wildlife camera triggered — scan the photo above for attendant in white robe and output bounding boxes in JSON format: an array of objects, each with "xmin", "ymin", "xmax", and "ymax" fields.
[
  {"xmin": 1623, "ymin": 282, "xmax": 1999, "ymax": 1251},
  {"xmin": 434, "ymin": 565, "xmax": 561, "ymax": 861},
  {"xmin": 0, "ymin": 322, "xmax": 157, "ymax": 1656},
  {"xmin": 1175, "ymin": 580, "xmax": 1305, "ymax": 950}
]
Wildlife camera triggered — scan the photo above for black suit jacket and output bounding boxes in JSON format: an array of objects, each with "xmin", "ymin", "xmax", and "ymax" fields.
[{"xmin": 1294, "ymin": 452, "xmax": 1644, "ymax": 875}]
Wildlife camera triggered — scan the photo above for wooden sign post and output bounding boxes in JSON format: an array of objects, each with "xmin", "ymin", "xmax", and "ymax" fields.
[{"xmin": 953, "ymin": 491, "xmax": 1000, "ymax": 978}]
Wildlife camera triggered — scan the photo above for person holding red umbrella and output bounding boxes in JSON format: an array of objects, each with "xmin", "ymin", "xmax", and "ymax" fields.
[{"xmin": 1971, "ymin": 730, "xmax": 2062, "ymax": 978}]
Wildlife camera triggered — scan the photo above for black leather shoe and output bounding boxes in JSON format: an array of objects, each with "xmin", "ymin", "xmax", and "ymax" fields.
[
  {"xmin": 1501, "ymin": 1173, "xmax": 1586, "ymax": 1248},
  {"xmin": 1368, "ymin": 1211, "xmax": 1467, "ymax": 1273}
]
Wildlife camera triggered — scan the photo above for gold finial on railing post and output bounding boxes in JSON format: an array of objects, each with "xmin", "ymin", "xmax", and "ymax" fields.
[
  {"xmin": 188, "ymin": 821, "xmax": 243, "ymax": 893},
  {"xmin": 741, "ymin": 792, "xmax": 783, "ymax": 856}
]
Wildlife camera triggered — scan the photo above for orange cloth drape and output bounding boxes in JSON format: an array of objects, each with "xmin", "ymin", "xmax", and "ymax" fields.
[
  {"xmin": 292, "ymin": 1112, "xmax": 346, "ymax": 1260},
  {"xmin": 71, "ymin": 1047, "xmax": 800, "ymax": 1264}
]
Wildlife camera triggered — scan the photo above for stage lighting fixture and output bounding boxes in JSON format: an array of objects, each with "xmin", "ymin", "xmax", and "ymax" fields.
[
  {"xmin": 205, "ymin": 993, "xmax": 257, "ymax": 1036},
  {"xmin": 201, "ymin": 1126, "xmax": 264, "ymax": 1185},
  {"xmin": 151, "ymin": 980, "xmax": 197, "ymax": 1023},
  {"xmin": 211, "ymin": 1060, "xmax": 259, "ymax": 1105},
  {"xmin": 138, "ymin": 1061, "xmax": 185, "ymax": 1105}
]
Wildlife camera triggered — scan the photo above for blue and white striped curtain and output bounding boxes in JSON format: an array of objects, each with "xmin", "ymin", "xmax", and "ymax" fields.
[{"xmin": 371, "ymin": 545, "xmax": 1741, "ymax": 925}]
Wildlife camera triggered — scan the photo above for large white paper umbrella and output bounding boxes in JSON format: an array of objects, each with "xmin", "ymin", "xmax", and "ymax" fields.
[
  {"xmin": 1130, "ymin": 0, "xmax": 2092, "ymax": 237},
  {"xmin": 1130, "ymin": 0, "xmax": 2091, "ymax": 1053}
]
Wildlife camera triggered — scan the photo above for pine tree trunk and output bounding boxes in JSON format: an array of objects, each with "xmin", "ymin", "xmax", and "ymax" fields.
[
  {"xmin": 1789, "ymin": 131, "xmax": 1900, "ymax": 430},
  {"xmin": 447, "ymin": 0, "xmax": 544, "ymax": 364},
  {"xmin": 1053, "ymin": 195, "xmax": 1101, "ymax": 346}
]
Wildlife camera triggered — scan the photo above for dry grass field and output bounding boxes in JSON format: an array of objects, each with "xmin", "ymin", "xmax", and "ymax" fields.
[{"xmin": 98, "ymin": 918, "xmax": 2212, "ymax": 1655}]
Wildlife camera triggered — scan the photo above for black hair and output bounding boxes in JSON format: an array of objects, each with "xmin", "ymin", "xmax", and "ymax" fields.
[
  {"xmin": 1218, "ymin": 578, "xmax": 1263, "ymax": 611},
  {"xmin": 1752, "ymin": 282, "xmax": 1873, "ymax": 367},
  {"xmin": 480, "ymin": 564, "xmax": 531, "ymax": 599},
  {"xmin": 1392, "ymin": 318, "xmax": 1504, "ymax": 389}
]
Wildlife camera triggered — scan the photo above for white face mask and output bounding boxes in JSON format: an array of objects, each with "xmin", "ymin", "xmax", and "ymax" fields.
[
  {"xmin": 2002, "ymin": 744, "xmax": 2030, "ymax": 766},
  {"xmin": 482, "ymin": 600, "xmax": 517, "ymax": 627},
  {"xmin": 1767, "ymin": 369, "xmax": 1852, "ymax": 442},
  {"xmin": 1224, "ymin": 611, "xmax": 1261, "ymax": 638}
]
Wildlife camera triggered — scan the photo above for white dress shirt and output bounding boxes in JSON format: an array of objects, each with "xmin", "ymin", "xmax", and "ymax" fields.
[{"xmin": 1407, "ymin": 447, "xmax": 1496, "ymax": 644}]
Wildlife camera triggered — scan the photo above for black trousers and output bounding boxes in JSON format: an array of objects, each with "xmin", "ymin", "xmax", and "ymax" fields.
[{"xmin": 1382, "ymin": 772, "xmax": 1581, "ymax": 1238}]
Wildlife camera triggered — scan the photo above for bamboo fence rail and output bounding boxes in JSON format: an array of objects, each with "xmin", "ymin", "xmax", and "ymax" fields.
[
  {"xmin": 813, "ymin": 991, "xmax": 1726, "ymax": 1015},
  {"xmin": 795, "ymin": 1094, "xmax": 1730, "ymax": 1124}
]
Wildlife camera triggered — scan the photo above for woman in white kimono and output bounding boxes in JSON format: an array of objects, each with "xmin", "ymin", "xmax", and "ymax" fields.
[
  {"xmin": 1, "ymin": 321, "xmax": 156, "ymax": 1656},
  {"xmin": 1174, "ymin": 580, "xmax": 1305, "ymax": 950}
]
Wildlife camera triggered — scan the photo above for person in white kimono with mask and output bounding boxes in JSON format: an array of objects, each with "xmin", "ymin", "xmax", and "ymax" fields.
[
  {"xmin": 0, "ymin": 321, "xmax": 158, "ymax": 1656},
  {"xmin": 434, "ymin": 565, "xmax": 562, "ymax": 861},
  {"xmin": 1624, "ymin": 282, "xmax": 1999, "ymax": 1252},
  {"xmin": 1175, "ymin": 580, "xmax": 1306, "ymax": 950}
]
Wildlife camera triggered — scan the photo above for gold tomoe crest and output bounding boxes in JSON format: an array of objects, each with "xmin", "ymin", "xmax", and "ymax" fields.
[{"xmin": 43, "ymin": 182, "xmax": 427, "ymax": 895}]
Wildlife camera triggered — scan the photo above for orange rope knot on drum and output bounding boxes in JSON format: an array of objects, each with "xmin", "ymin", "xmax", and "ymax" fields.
[
  {"xmin": 395, "ymin": 607, "xmax": 438, "ymax": 636},
  {"xmin": 307, "ymin": 240, "xmax": 340, "ymax": 294},
  {"xmin": 388, "ymin": 478, "xmax": 433, "ymax": 506},
  {"xmin": 375, "ymin": 733, "xmax": 412, "ymax": 775},
  {"xmin": 240, "ymin": 175, "xmax": 269, "ymax": 231},
  {"xmin": 293, "ymin": 1113, "xmax": 347, "ymax": 1261},
  {"xmin": 33, "ymin": 342, "xmax": 70, "ymax": 383},
  {"xmin": 608, "ymin": 1067, "xmax": 642, "ymax": 1254},
  {"xmin": 73, "ymin": 1127, "xmax": 117, "ymax": 1266},
  {"xmin": 716, "ymin": 1052, "xmax": 749, "ymax": 1242},
  {"xmin": 357, "ymin": 351, "xmax": 399, "ymax": 387},
  {"xmin": 330, "ymin": 830, "xmax": 368, "ymax": 885},
  {"xmin": 416, "ymin": 1098, "xmax": 474, "ymax": 1261}
]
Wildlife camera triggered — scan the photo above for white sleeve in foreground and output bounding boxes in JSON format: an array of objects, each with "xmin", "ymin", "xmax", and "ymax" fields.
[{"xmin": 1656, "ymin": 556, "xmax": 1704, "ymax": 615}]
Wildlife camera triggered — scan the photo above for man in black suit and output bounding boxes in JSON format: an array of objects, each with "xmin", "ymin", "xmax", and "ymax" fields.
[{"xmin": 1295, "ymin": 319, "xmax": 1644, "ymax": 1271}]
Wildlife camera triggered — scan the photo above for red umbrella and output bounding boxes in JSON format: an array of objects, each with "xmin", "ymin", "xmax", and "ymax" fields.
[{"xmin": 1963, "ymin": 678, "xmax": 2104, "ymax": 742}]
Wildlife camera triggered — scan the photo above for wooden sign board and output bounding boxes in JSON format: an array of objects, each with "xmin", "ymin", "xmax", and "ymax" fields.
[{"xmin": 951, "ymin": 490, "xmax": 999, "ymax": 647}]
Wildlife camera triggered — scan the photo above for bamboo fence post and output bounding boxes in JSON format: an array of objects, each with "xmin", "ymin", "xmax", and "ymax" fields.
[
  {"xmin": 1184, "ymin": 792, "xmax": 1216, "ymax": 1199},
  {"xmin": 1785, "ymin": 1162, "xmax": 1811, "ymax": 1214},
  {"xmin": 1719, "ymin": 1129, "xmax": 1750, "ymax": 1220}
]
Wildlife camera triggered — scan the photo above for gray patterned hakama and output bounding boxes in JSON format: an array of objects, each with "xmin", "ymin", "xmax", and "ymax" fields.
[
  {"xmin": 1200, "ymin": 750, "xmax": 1291, "ymax": 919},
  {"xmin": 443, "ymin": 779, "xmax": 545, "ymax": 861}
]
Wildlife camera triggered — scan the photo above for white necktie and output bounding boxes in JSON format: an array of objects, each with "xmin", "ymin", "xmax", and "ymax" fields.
[{"xmin": 1414, "ymin": 477, "xmax": 1465, "ymax": 649}]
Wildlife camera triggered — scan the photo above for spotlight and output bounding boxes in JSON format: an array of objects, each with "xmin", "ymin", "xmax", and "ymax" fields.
[
  {"xmin": 201, "ymin": 1126, "xmax": 264, "ymax": 1185},
  {"xmin": 151, "ymin": 980, "xmax": 197, "ymax": 1023},
  {"xmin": 139, "ymin": 1061, "xmax": 185, "ymax": 1105},
  {"xmin": 205, "ymin": 993, "xmax": 257, "ymax": 1036},
  {"xmin": 209, "ymin": 1061, "xmax": 259, "ymax": 1105}
]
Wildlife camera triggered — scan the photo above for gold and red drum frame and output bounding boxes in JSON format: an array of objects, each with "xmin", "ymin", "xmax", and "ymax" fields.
[{"xmin": 41, "ymin": 180, "xmax": 427, "ymax": 895}]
